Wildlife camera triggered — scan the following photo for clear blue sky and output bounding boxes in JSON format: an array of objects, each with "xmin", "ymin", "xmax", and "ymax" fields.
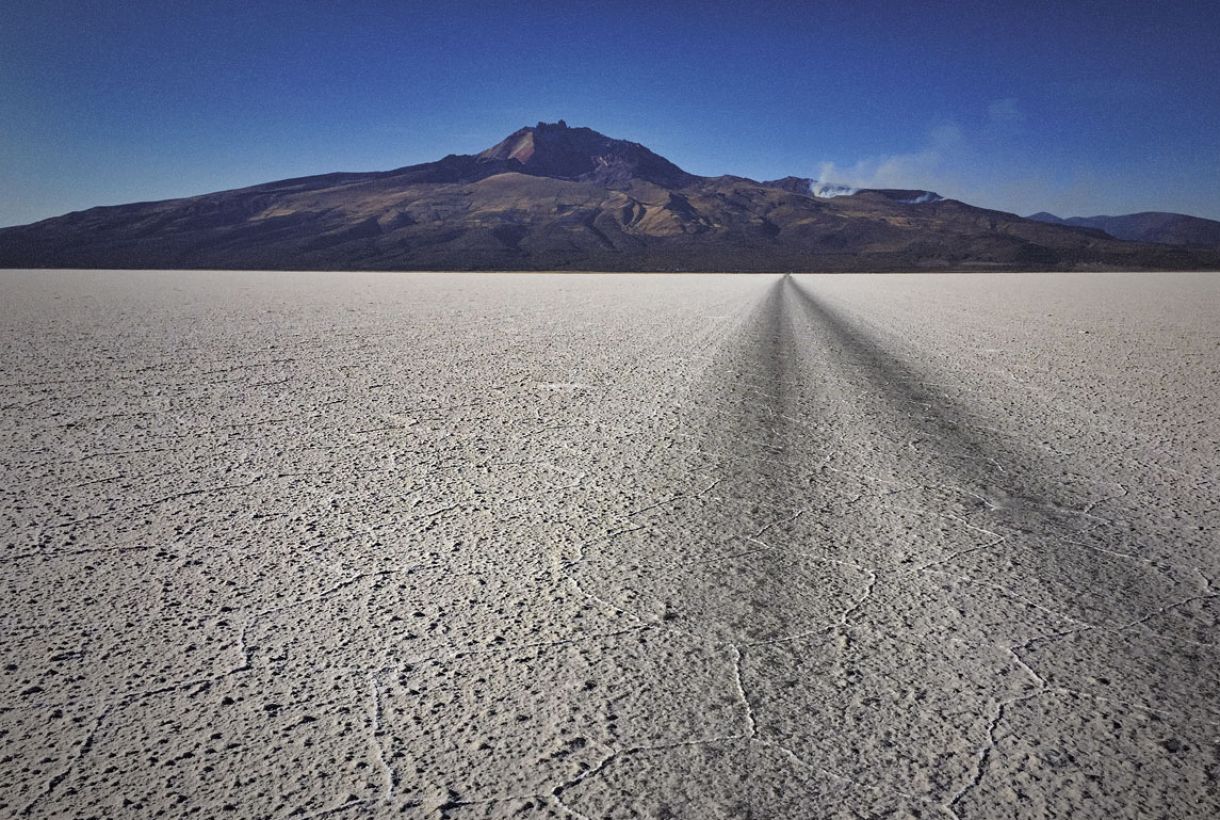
[{"xmin": 3, "ymin": 0, "xmax": 1219, "ymax": 227}]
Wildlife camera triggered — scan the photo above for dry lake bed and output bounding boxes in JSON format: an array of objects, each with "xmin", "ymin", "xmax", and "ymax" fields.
[{"xmin": 2, "ymin": 269, "xmax": 1218, "ymax": 819}]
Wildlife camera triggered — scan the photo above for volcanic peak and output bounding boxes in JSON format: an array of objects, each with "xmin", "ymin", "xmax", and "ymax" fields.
[{"xmin": 476, "ymin": 120, "xmax": 695, "ymax": 188}]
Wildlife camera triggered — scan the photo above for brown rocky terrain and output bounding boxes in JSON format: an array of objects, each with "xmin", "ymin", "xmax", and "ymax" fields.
[{"xmin": 1, "ymin": 121, "xmax": 1217, "ymax": 271}]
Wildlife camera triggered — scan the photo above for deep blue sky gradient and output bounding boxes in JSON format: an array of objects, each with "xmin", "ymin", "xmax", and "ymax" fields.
[{"xmin": 3, "ymin": 0, "xmax": 1219, "ymax": 226}]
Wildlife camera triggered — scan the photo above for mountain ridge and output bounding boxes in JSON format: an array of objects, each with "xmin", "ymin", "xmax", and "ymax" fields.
[
  {"xmin": 1027, "ymin": 211, "xmax": 1220, "ymax": 248},
  {"xmin": 2, "ymin": 122, "xmax": 1217, "ymax": 272}
]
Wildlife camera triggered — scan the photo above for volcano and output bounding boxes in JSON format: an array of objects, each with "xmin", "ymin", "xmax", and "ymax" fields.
[{"xmin": 1, "ymin": 121, "xmax": 1215, "ymax": 271}]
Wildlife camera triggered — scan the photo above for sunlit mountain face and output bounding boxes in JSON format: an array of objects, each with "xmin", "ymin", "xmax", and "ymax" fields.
[{"xmin": 1, "ymin": 123, "xmax": 1216, "ymax": 272}]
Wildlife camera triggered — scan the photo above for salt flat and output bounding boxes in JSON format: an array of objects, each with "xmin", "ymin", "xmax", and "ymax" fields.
[{"xmin": 2, "ymin": 270, "xmax": 1218, "ymax": 818}]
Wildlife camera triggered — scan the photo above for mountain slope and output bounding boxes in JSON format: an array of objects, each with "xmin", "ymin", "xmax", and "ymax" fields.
[
  {"xmin": 2, "ymin": 121, "xmax": 1216, "ymax": 271},
  {"xmin": 1028, "ymin": 211, "xmax": 1220, "ymax": 247}
]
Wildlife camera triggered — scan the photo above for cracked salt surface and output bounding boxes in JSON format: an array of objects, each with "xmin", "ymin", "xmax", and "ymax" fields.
[{"xmin": 2, "ymin": 269, "xmax": 1219, "ymax": 818}]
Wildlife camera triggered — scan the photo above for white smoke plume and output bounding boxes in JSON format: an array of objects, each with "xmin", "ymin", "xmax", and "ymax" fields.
[
  {"xmin": 810, "ymin": 181, "xmax": 858, "ymax": 198},
  {"xmin": 813, "ymin": 124, "xmax": 962, "ymax": 195}
]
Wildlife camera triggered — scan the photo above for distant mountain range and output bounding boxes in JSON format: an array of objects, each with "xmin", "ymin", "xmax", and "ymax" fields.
[
  {"xmin": 1, "ymin": 121, "xmax": 1217, "ymax": 271},
  {"xmin": 1027, "ymin": 211, "xmax": 1220, "ymax": 248}
]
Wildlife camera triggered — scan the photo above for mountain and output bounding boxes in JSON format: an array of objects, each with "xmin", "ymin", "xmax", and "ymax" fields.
[
  {"xmin": 477, "ymin": 120, "xmax": 695, "ymax": 188},
  {"xmin": 1027, "ymin": 211, "xmax": 1220, "ymax": 248},
  {"xmin": 2, "ymin": 121, "xmax": 1217, "ymax": 272}
]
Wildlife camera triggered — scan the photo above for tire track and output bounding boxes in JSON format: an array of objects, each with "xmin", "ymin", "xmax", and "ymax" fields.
[
  {"xmin": 572, "ymin": 274, "xmax": 1219, "ymax": 817},
  {"xmin": 785, "ymin": 274, "xmax": 1204, "ymax": 627},
  {"xmin": 771, "ymin": 274, "xmax": 1220, "ymax": 818}
]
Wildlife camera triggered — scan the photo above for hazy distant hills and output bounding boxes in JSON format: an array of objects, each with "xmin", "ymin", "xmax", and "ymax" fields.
[
  {"xmin": 2, "ymin": 121, "xmax": 1217, "ymax": 271},
  {"xmin": 1027, "ymin": 211, "xmax": 1220, "ymax": 248}
]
